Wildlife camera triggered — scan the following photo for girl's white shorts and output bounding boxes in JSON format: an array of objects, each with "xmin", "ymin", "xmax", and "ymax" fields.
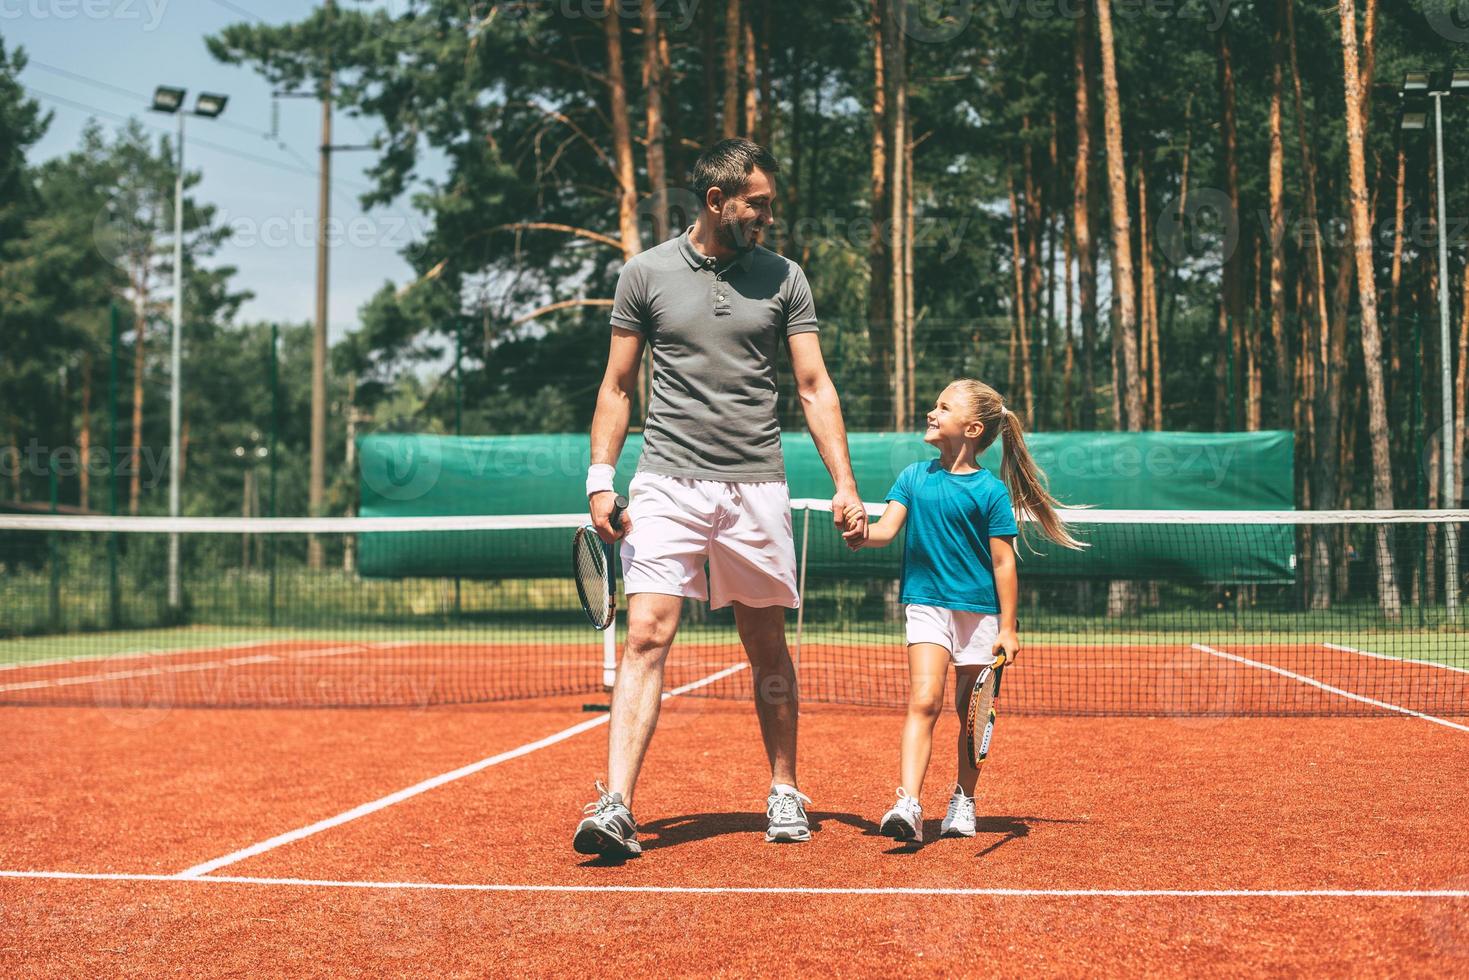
[{"xmin": 904, "ymin": 604, "xmax": 1001, "ymax": 667}]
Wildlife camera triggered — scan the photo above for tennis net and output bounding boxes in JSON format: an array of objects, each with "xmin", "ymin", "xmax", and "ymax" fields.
[{"xmin": 0, "ymin": 507, "xmax": 1464, "ymax": 716}]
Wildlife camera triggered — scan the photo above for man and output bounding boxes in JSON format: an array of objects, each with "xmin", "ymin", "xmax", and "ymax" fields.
[{"xmin": 575, "ymin": 139, "xmax": 866, "ymax": 857}]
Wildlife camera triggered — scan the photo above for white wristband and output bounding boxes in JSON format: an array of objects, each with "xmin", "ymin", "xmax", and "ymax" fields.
[{"xmin": 586, "ymin": 464, "xmax": 616, "ymax": 498}]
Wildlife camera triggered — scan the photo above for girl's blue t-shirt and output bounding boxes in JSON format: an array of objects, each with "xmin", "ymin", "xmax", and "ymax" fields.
[{"xmin": 886, "ymin": 460, "xmax": 1019, "ymax": 614}]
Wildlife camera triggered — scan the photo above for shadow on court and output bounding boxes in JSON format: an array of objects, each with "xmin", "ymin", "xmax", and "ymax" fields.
[
  {"xmin": 857, "ymin": 814, "xmax": 1088, "ymax": 856},
  {"xmin": 635, "ymin": 810, "xmax": 876, "ymax": 851}
]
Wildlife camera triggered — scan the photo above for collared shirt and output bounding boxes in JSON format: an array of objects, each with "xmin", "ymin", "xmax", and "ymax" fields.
[{"xmin": 609, "ymin": 227, "xmax": 819, "ymax": 481}]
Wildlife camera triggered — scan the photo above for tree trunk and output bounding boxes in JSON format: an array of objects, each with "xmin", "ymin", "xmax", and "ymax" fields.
[
  {"xmin": 1286, "ymin": 0, "xmax": 1324, "ymax": 458},
  {"xmin": 1339, "ymin": 0, "xmax": 1401, "ymax": 617},
  {"xmin": 1388, "ymin": 147, "xmax": 1406, "ymax": 396},
  {"xmin": 642, "ymin": 0, "xmax": 668, "ymax": 243},
  {"xmin": 1266, "ymin": 6, "xmax": 1291, "ymax": 429},
  {"xmin": 1095, "ymin": 0, "xmax": 1142, "ymax": 431},
  {"xmin": 1073, "ymin": 6, "xmax": 1097, "ymax": 430},
  {"xmin": 1458, "ymin": 259, "xmax": 1468, "ymax": 496},
  {"xmin": 757, "ymin": 0, "xmax": 772, "ymax": 148},
  {"xmin": 79, "ymin": 352, "xmax": 93, "ymax": 510},
  {"xmin": 129, "ymin": 282, "xmax": 146, "ymax": 516},
  {"xmin": 742, "ymin": 5, "xmax": 757, "ymax": 139},
  {"xmin": 723, "ymin": 0, "xmax": 741, "ymax": 138},
  {"xmin": 867, "ymin": 0, "xmax": 891, "ymax": 428},
  {"xmin": 1042, "ymin": 117, "xmax": 1061, "ymax": 429},
  {"xmin": 905, "ymin": 135, "xmax": 916, "ymax": 417},
  {"xmin": 605, "ymin": 5, "xmax": 640, "ymax": 261},
  {"xmin": 1008, "ymin": 170, "xmax": 1031, "ymax": 420},
  {"xmin": 1063, "ymin": 222, "xmax": 1076, "ymax": 429},
  {"xmin": 1217, "ymin": 14, "xmax": 1245, "ymax": 431},
  {"xmin": 1021, "ymin": 116, "xmax": 1041, "ymax": 422},
  {"xmin": 886, "ymin": 0, "xmax": 909, "ymax": 430},
  {"xmin": 702, "ymin": 0, "xmax": 718, "ymax": 146},
  {"xmin": 1137, "ymin": 154, "xmax": 1161, "ymax": 429}
]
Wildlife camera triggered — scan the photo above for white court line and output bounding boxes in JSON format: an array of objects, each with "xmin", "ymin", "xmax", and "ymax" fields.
[
  {"xmin": 0, "ymin": 638, "xmax": 281, "ymax": 672},
  {"xmin": 0, "ymin": 870, "xmax": 1463, "ymax": 899},
  {"xmin": 1192, "ymin": 644, "xmax": 1469, "ymax": 732},
  {"xmin": 177, "ymin": 662, "xmax": 750, "ymax": 879},
  {"xmin": 0, "ymin": 645, "xmax": 367, "ymax": 695},
  {"xmin": 1323, "ymin": 642, "xmax": 1469, "ymax": 677}
]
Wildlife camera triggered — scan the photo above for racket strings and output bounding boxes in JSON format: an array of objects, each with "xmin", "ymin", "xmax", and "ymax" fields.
[{"xmin": 573, "ymin": 530, "xmax": 612, "ymax": 627}]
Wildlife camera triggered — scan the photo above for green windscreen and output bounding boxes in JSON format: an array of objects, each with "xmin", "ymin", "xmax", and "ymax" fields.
[{"xmin": 358, "ymin": 431, "xmax": 1294, "ymax": 582}]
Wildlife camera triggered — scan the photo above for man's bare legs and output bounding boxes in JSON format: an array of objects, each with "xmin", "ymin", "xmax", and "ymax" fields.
[
  {"xmin": 732, "ymin": 602, "xmax": 799, "ymax": 790},
  {"xmin": 605, "ymin": 592, "xmax": 682, "ymax": 809}
]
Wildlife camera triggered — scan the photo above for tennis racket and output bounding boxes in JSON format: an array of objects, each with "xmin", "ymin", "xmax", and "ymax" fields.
[
  {"xmin": 965, "ymin": 650, "xmax": 1009, "ymax": 772},
  {"xmin": 573, "ymin": 494, "xmax": 627, "ymax": 631}
]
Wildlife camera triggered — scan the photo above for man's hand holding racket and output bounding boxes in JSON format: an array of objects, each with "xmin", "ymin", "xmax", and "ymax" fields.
[{"xmin": 590, "ymin": 490, "xmax": 632, "ymax": 544}]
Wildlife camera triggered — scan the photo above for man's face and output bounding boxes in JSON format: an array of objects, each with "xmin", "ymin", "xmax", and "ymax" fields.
[{"xmin": 712, "ymin": 167, "xmax": 776, "ymax": 252}]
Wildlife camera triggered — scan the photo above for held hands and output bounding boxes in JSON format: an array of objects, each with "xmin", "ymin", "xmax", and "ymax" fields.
[
  {"xmin": 832, "ymin": 488, "xmax": 867, "ymax": 549},
  {"xmin": 992, "ymin": 628, "xmax": 1020, "ymax": 665},
  {"xmin": 589, "ymin": 490, "xmax": 631, "ymax": 544},
  {"xmin": 842, "ymin": 504, "xmax": 868, "ymax": 551}
]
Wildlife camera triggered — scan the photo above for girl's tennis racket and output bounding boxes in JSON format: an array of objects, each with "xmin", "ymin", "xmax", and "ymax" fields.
[
  {"xmin": 573, "ymin": 495, "xmax": 627, "ymax": 631},
  {"xmin": 965, "ymin": 651, "xmax": 1008, "ymax": 771}
]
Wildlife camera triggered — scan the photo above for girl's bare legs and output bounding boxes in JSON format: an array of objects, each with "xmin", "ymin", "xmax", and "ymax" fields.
[
  {"xmin": 899, "ymin": 643, "xmax": 951, "ymax": 797},
  {"xmin": 953, "ymin": 664, "xmax": 987, "ymax": 796}
]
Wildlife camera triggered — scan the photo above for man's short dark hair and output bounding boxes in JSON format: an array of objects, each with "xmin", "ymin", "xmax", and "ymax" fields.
[{"xmin": 690, "ymin": 138, "xmax": 778, "ymax": 203}]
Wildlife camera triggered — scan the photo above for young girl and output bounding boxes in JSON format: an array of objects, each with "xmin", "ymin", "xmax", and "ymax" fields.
[{"xmin": 848, "ymin": 379, "xmax": 1081, "ymax": 843}]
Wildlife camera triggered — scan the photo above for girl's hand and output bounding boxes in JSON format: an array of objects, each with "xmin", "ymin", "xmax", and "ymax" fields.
[
  {"xmin": 843, "ymin": 504, "xmax": 867, "ymax": 550},
  {"xmin": 993, "ymin": 629, "xmax": 1020, "ymax": 664}
]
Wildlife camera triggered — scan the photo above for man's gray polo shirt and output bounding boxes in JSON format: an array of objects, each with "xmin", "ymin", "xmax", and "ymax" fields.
[{"xmin": 609, "ymin": 229, "xmax": 819, "ymax": 482}]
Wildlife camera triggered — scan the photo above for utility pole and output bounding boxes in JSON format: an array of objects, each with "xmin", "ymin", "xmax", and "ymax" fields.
[{"xmin": 308, "ymin": 0, "xmax": 334, "ymax": 569}]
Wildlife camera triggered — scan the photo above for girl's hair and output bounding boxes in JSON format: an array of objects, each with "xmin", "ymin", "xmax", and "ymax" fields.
[{"xmin": 948, "ymin": 379, "xmax": 1085, "ymax": 551}]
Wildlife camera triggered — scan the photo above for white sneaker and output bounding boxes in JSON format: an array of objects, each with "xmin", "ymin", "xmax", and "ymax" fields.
[
  {"xmin": 940, "ymin": 785, "xmax": 976, "ymax": 838},
  {"xmin": 765, "ymin": 785, "xmax": 813, "ymax": 843},
  {"xmin": 879, "ymin": 788, "xmax": 923, "ymax": 844}
]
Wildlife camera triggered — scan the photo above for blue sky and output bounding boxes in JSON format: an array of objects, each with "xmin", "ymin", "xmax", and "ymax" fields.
[{"xmin": 7, "ymin": 0, "xmax": 430, "ymax": 344}]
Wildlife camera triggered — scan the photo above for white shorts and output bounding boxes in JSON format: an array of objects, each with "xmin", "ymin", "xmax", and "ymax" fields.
[
  {"xmin": 905, "ymin": 604, "xmax": 1001, "ymax": 667},
  {"xmin": 620, "ymin": 472, "xmax": 799, "ymax": 610}
]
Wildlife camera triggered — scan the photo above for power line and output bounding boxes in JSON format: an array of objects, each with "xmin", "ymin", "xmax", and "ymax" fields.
[{"xmin": 23, "ymin": 85, "xmax": 381, "ymax": 194}]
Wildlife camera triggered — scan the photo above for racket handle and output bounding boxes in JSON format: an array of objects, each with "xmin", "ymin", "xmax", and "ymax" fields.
[{"xmin": 609, "ymin": 494, "xmax": 628, "ymax": 528}]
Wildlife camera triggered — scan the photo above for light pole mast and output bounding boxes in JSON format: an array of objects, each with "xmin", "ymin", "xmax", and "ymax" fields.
[
  {"xmin": 168, "ymin": 108, "xmax": 184, "ymax": 610},
  {"xmin": 150, "ymin": 87, "xmax": 227, "ymax": 611}
]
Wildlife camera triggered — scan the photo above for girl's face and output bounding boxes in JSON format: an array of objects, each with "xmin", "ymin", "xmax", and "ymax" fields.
[{"xmin": 924, "ymin": 386, "xmax": 982, "ymax": 446}]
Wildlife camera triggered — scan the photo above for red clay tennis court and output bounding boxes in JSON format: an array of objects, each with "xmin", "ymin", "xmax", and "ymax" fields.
[{"xmin": 0, "ymin": 629, "xmax": 1465, "ymax": 975}]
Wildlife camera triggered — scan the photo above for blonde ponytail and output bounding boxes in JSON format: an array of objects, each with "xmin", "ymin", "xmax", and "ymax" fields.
[
  {"xmin": 948, "ymin": 379, "xmax": 1085, "ymax": 551},
  {"xmin": 996, "ymin": 407, "xmax": 1084, "ymax": 551}
]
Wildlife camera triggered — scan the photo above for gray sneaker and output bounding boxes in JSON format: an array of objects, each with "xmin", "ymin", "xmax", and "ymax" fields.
[
  {"xmin": 574, "ymin": 782, "xmax": 642, "ymax": 857},
  {"xmin": 765, "ymin": 786, "xmax": 813, "ymax": 843}
]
